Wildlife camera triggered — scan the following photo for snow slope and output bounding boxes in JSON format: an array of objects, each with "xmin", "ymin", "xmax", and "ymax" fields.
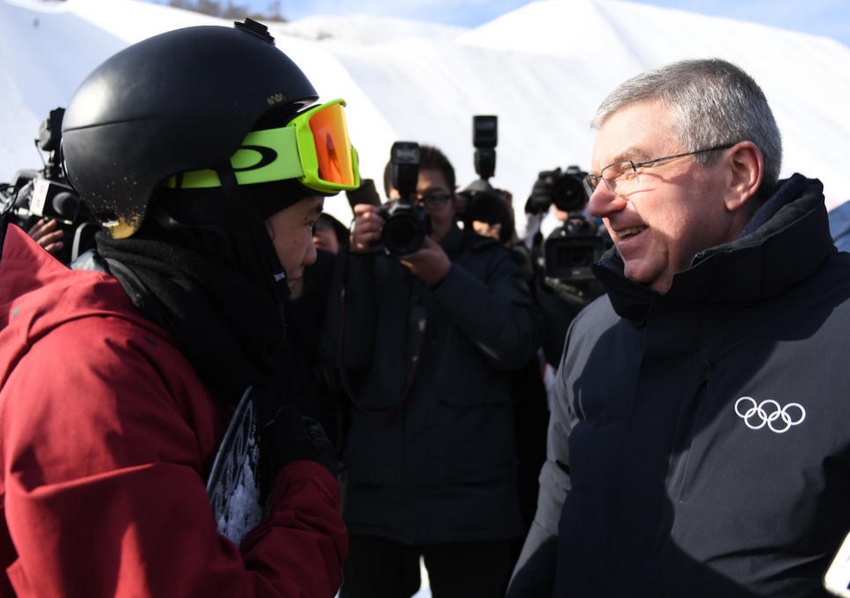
[{"xmin": 2, "ymin": 0, "xmax": 849, "ymax": 232}]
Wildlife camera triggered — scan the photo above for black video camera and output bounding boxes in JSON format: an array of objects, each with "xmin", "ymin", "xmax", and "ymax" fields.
[
  {"xmin": 541, "ymin": 213, "xmax": 609, "ymax": 283},
  {"xmin": 459, "ymin": 115, "xmax": 514, "ymax": 243},
  {"xmin": 378, "ymin": 141, "xmax": 430, "ymax": 257},
  {"xmin": 1, "ymin": 108, "xmax": 99, "ymax": 264}
]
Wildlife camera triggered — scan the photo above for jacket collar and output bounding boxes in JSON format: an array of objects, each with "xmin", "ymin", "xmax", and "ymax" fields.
[{"xmin": 593, "ymin": 174, "xmax": 833, "ymax": 322}]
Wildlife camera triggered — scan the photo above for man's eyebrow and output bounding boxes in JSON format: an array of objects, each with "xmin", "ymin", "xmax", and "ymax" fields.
[
  {"xmin": 605, "ymin": 145, "xmax": 652, "ymax": 166},
  {"xmin": 591, "ymin": 149, "xmax": 634, "ymax": 174}
]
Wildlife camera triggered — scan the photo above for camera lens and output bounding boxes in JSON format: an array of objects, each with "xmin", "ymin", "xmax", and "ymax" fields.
[
  {"xmin": 552, "ymin": 174, "xmax": 588, "ymax": 213},
  {"xmin": 381, "ymin": 211, "xmax": 425, "ymax": 257}
]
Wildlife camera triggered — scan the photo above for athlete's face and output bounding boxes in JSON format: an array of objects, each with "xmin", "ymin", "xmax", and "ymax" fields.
[{"xmin": 265, "ymin": 196, "xmax": 324, "ymax": 294}]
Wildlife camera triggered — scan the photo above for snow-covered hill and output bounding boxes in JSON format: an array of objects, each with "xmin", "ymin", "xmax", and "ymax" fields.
[{"xmin": 2, "ymin": 0, "xmax": 849, "ymax": 233}]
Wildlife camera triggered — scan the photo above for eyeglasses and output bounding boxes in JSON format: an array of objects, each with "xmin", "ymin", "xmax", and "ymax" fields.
[
  {"xmin": 583, "ymin": 144, "xmax": 734, "ymax": 196},
  {"xmin": 416, "ymin": 194, "xmax": 453, "ymax": 209},
  {"xmin": 167, "ymin": 98, "xmax": 360, "ymax": 194}
]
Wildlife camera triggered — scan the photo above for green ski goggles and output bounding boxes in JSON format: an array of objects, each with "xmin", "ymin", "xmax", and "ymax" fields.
[{"xmin": 168, "ymin": 98, "xmax": 360, "ymax": 194}]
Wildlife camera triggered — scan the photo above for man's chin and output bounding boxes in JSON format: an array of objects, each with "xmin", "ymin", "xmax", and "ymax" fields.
[{"xmin": 623, "ymin": 263, "xmax": 670, "ymax": 293}]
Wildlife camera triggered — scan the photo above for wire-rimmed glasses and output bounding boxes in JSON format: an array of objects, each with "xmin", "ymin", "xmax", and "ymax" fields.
[{"xmin": 583, "ymin": 144, "xmax": 735, "ymax": 196}]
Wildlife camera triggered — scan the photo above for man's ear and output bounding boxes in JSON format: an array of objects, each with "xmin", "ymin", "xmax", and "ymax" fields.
[{"xmin": 724, "ymin": 141, "xmax": 763, "ymax": 212}]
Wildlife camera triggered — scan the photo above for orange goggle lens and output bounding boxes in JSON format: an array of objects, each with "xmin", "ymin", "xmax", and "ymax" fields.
[{"xmin": 300, "ymin": 100, "xmax": 358, "ymax": 188}]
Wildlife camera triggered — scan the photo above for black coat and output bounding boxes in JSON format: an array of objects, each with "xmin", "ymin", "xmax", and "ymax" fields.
[
  {"xmin": 324, "ymin": 226, "xmax": 542, "ymax": 544},
  {"xmin": 510, "ymin": 175, "xmax": 850, "ymax": 597}
]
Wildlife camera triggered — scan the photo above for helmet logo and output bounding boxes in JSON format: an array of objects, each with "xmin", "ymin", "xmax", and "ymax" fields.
[
  {"xmin": 267, "ymin": 93, "xmax": 286, "ymax": 106},
  {"xmin": 233, "ymin": 145, "xmax": 278, "ymax": 173}
]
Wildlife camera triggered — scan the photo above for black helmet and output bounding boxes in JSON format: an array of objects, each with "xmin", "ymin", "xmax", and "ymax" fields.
[{"xmin": 62, "ymin": 19, "xmax": 319, "ymax": 239}]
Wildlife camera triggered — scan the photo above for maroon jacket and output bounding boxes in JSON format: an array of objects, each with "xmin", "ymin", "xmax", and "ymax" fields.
[{"xmin": 0, "ymin": 225, "xmax": 347, "ymax": 597}]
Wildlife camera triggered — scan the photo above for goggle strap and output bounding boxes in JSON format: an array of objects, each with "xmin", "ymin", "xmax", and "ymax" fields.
[
  {"xmin": 235, "ymin": 127, "xmax": 304, "ymax": 184},
  {"xmin": 167, "ymin": 127, "xmax": 305, "ymax": 189}
]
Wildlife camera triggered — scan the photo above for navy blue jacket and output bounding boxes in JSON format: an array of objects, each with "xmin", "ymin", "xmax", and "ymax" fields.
[{"xmin": 509, "ymin": 175, "xmax": 850, "ymax": 597}]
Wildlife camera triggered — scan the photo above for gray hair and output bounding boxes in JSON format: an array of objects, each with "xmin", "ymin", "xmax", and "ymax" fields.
[{"xmin": 591, "ymin": 58, "xmax": 782, "ymax": 196}]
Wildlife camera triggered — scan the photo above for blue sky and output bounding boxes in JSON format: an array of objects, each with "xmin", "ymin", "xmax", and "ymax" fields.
[
  {"xmin": 154, "ymin": 0, "xmax": 850, "ymax": 47},
  {"xmin": 636, "ymin": 0, "xmax": 850, "ymax": 47}
]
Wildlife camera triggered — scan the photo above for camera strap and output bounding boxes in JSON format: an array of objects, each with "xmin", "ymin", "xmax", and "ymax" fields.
[{"xmin": 337, "ymin": 268, "xmax": 429, "ymax": 418}]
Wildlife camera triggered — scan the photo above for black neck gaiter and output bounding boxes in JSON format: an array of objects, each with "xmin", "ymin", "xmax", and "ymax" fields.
[{"xmin": 96, "ymin": 231, "xmax": 287, "ymax": 413}]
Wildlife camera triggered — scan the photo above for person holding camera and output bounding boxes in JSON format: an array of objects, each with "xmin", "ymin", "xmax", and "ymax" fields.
[
  {"xmin": 25, "ymin": 217, "xmax": 65, "ymax": 256},
  {"xmin": 1, "ymin": 107, "xmax": 101, "ymax": 265},
  {"xmin": 324, "ymin": 144, "xmax": 541, "ymax": 598},
  {"xmin": 313, "ymin": 212, "xmax": 350, "ymax": 255},
  {"xmin": 0, "ymin": 20, "xmax": 355, "ymax": 597},
  {"xmin": 457, "ymin": 179, "xmax": 552, "ymax": 545},
  {"xmin": 523, "ymin": 167, "xmax": 609, "ymax": 369},
  {"xmin": 508, "ymin": 58, "xmax": 850, "ymax": 597}
]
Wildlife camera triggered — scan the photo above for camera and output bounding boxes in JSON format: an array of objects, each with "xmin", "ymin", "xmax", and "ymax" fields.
[
  {"xmin": 378, "ymin": 141, "xmax": 430, "ymax": 257},
  {"xmin": 1, "ymin": 107, "xmax": 99, "ymax": 264},
  {"xmin": 525, "ymin": 165, "xmax": 611, "ymax": 290},
  {"xmin": 525, "ymin": 165, "xmax": 588, "ymax": 216},
  {"xmin": 549, "ymin": 166, "xmax": 589, "ymax": 214},
  {"xmin": 541, "ymin": 212, "xmax": 609, "ymax": 283},
  {"xmin": 458, "ymin": 115, "xmax": 514, "ymax": 243}
]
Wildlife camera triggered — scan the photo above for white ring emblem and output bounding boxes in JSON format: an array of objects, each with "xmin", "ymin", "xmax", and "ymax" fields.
[{"xmin": 734, "ymin": 396, "xmax": 806, "ymax": 433}]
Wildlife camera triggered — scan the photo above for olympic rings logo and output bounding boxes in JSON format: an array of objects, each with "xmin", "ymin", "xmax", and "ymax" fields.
[{"xmin": 734, "ymin": 397, "xmax": 806, "ymax": 434}]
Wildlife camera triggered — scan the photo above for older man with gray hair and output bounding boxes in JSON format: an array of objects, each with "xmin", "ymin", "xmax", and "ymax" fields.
[{"xmin": 508, "ymin": 58, "xmax": 850, "ymax": 597}]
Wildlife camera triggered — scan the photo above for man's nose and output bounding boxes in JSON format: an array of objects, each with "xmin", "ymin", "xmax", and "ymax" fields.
[{"xmin": 587, "ymin": 182, "xmax": 626, "ymax": 219}]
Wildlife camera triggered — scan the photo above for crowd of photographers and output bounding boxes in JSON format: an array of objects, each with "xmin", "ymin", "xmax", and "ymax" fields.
[
  {"xmin": 294, "ymin": 135, "xmax": 612, "ymax": 596},
  {"xmin": 327, "ymin": 141, "xmax": 546, "ymax": 597}
]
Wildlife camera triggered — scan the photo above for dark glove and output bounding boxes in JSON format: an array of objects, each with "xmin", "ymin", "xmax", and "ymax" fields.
[
  {"xmin": 524, "ymin": 168, "xmax": 562, "ymax": 215},
  {"xmin": 272, "ymin": 405, "xmax": 338, "ymax": 477}
]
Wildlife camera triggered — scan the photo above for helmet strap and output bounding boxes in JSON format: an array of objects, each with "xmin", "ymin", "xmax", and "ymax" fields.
[{"xmin": 215, "ymin": 162, "xmax": 291, "ymax": 306}]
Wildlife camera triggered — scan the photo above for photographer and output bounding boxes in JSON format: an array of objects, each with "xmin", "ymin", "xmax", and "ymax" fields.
[
  {"xmin": 457, "ymin": 149, "xmax": 551, "ymax": 544},
  {"xmin": 524, "ymin": 166, "xmax": 610, "ymax": 368},
  {"xmin": 26, "ymin": 217, "xmax": 64, "ymax": 255},
  {"xmin": 0, "ymin": 107, "xmax": 100, "ymax": 265},
  {"xmin": 325, "ymin": 144, "xmax": 541, "ymax": 598}
]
